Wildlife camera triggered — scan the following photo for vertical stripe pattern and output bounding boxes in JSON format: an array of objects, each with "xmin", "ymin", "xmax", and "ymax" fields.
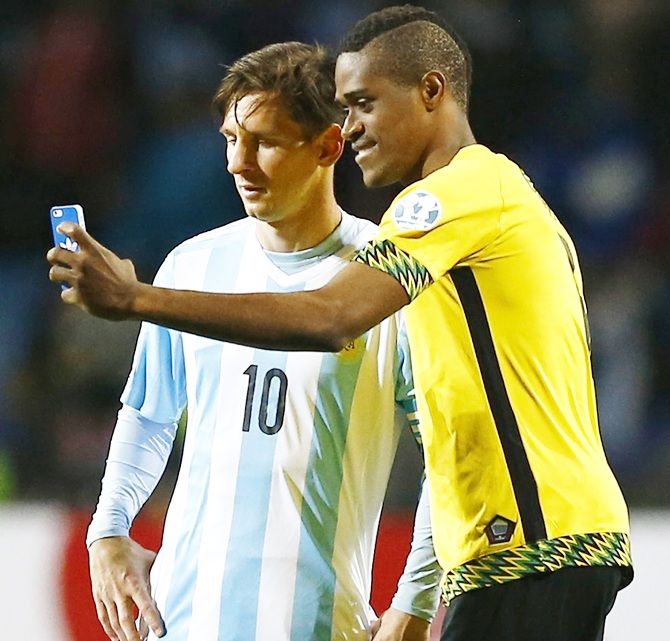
[
  {"xmin": 451, "ymin": 267, "xmax": 546, "ymax": 542},
  {"xmin": 137, "ymin": 216, "xmax": 410, "ymax": 640}
]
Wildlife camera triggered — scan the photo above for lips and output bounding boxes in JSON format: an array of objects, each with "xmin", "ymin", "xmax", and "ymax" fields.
[
  {"xmin": 352, "ymin": 141, "xmax": 376, "ymax": 164},
  {"xmin": 352, "ymin": 140, "xmax": 375, "ymax": 154},
  {"xmin": 237, "ymin": 183, "xmax": 267, "ymax": 197}
]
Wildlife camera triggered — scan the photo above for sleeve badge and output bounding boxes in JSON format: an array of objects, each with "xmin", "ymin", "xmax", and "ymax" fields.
[{"xmin": 392, "ymin": 191, "xmax": 442, "ymax": 231}]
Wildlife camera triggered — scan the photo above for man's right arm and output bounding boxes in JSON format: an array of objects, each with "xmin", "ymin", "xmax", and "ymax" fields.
[
  {"xmin": 47, "ymin": 224, "xmax": 410, "ymax": 351},
  {"xmin": 87, "ymin": 406, "xmax": 178, "ymax": 641}
]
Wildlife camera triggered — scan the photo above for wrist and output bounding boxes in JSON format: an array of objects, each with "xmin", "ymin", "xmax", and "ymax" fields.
[
  {"xmin": 88, "ymin": 535, "xmax": 131, "ymax": 558},
  {"xmin": 128, "ymin": 281, "xmax": 156, "ymax": 321}
]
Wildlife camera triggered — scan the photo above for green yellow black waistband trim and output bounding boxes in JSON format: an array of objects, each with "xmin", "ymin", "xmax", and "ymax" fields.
[{"xmin": 441, "ymin": 531, "xmax": 632, "ymax": 604}]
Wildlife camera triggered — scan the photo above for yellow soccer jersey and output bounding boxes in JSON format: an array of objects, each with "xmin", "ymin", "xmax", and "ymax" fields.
[{"xmin": 354, "ymin": 144, "xmax": 632, "ymax": 602}]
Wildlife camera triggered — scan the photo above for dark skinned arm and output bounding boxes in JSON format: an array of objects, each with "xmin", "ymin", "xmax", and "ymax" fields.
[{"xmin": 47, "ymin": 223, "xmax": 410, "ymax": 351}]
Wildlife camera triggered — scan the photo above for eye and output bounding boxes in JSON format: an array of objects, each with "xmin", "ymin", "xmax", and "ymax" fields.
[{"xmin": 356, "ymin": 97, "xmax": 372, "ymax": 112}]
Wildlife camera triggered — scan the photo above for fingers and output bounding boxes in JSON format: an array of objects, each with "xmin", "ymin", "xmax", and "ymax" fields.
[
  {"xmin": 48, "ymin": 264, "xmax": 68, "ymax": 284},
  {"xmin": 94, "ymin": 597, "xmax": 121, "ymax": 641},
  {"xmin": 117, "ymin": 600, "xmax": 142, "ymax": 641},
  {"xmin": 370, "ymin": 617, "xmax": 381, "ymax": 636},
  {"xmin": 99, "ymin": 574, "xmax": 164, "ymax": 640},
  {"xmin": 61, "ymin": 286, "xmax": 80, "ymax": 305},
  {"xmin": 132, "ymin": 584, "xmax": 166, "ymax": 638},
  {"xmin": 57, "ymin": 222, "xmax": 96, "ymax": 250},
  {"xmin": 47, "ymin": 246, "xmax": 80, "ymax": 268},
  {"xmin": 138, "ymin": 615, "xmax": 149, "ymax": 641},
  {"xmin": 104, "ymin": 595, "xmax": 140, "ymax": 641}
]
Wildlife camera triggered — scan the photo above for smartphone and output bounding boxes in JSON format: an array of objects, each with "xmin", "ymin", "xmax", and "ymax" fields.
[
  {"xmin": 50, "ymin": 204, "xmax": 86, "ymax": 289},
  {"xmin": 50, "ymin": 204, "xmax": 86, "ymax": 251}
]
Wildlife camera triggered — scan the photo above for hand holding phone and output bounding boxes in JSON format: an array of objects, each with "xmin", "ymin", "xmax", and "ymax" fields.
[
  {"xmin": 50, "ymin": 204, "xmax": 86, "ymax": 289},
  {"xmin": 47, "ymin": 206, "xmax": 139, "ymax": 318}
]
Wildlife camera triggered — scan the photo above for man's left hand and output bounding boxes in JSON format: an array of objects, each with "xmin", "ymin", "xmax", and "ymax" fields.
[{"xmin": 371, "ymin": 608, "xmax": 431, "ymax": 641}]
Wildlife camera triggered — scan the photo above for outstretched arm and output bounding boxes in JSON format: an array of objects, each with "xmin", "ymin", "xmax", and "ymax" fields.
[{"xmin": 46, "ymin": 223, "xmax": 409, "ymax": 351}]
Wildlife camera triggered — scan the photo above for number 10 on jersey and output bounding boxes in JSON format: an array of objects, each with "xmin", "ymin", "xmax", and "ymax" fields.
[{"xmin": 242, "ymin": 365, "xmax": 288, "ymax": 434}]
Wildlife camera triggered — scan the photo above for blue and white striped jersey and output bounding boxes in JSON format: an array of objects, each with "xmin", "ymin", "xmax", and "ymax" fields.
[{"xmin": 91, "ymin": 213, "xmax": 426, "ymax": 641}]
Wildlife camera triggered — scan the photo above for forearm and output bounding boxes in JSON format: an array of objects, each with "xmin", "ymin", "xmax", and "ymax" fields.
[
  {"xmin": 87, "ymin": 405, "xmax": 177, "ymax": 547},
  {"xmin": 130, "ymin": 283, "xmax": 348, "ymax": 352},
  {"xmin": 48, "ymin": 228, "xmax": 409, "ymax": 349},
  {"xmin": 391, "ymin": 480, "xmax": 442, "ymax": 621}
]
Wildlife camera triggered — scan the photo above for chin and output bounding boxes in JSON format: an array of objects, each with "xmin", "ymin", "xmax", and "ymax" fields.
[
  {"xmin": 244, "ymin": 203, "xmax": 267, "ymax": 218},
  {"xmin": 361, "ymin": 166, "xmax": 398, "ymax": 189}
]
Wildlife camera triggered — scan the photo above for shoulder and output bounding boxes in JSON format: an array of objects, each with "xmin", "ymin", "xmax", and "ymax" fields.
[
  {"xmin": 171, "ymin": 217, "xmax": 253, "ymax": 256},
  {"xmin": 339, "ymin": 211, "xmax": 379, "ymax": 248},
  {"xmin": 153, "ymin": 218, "xmax": 252, "ymax": 285},
  {"xmin": 385, "ymin": 145, "xmax": 505, "ymax": 230},
  {"xmin": 422, "ymin": 144, "xmax": 501, "ymax": 195}
]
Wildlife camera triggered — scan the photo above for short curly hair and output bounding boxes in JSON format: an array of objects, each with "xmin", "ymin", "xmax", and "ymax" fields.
[
  {"xmin": 212, "ymin": 42, "xmax": 343, "ymax": 139},
  {"xmin": 338, "ymin": 5, "xmax": 472, "ymax": 111}
]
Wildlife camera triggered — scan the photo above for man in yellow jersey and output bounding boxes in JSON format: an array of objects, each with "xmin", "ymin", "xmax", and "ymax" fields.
[{"xmin": 48, "ymin": 5, "xmax": 631, "ymax": 641}]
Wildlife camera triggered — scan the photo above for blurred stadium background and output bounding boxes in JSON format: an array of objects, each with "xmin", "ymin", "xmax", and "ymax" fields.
[{"xmin": 0, "ymin": 0, "xmax": 668, "ymax": 638}]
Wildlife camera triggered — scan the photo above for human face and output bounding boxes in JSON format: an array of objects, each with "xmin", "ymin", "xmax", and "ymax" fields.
[
  {"xmin": 335, "ymin": 51, "xmax": 430, "ymax": 187},
  {"xmin": 221, "ymin": 93, "xmax": 324, "ymax": 224}
]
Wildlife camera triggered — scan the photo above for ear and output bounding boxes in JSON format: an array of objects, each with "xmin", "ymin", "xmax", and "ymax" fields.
[
  {"xmin": 421, "ymin": 71, "xmax": 448, "ymax": 112},
  {"xmin": 315, "ymin": 123, "xmax": 344, "ymax": 166}
]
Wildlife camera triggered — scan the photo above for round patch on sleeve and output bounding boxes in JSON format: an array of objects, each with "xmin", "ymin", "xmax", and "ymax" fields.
[{"xmin": 392, "ymin": 191, "xmax": 442, "ymax": 231}]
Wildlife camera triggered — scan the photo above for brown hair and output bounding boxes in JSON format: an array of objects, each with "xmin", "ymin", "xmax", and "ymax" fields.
[{"xmin": 212, "ymin": 41, "xmax": 343, "ymax": 139}]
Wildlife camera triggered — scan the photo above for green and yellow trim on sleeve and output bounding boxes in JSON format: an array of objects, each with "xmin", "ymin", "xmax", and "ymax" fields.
[
  {"xmin": 441, "ymin": 532, "xmax": 632, "ymax": 604},
  {"xmin": 353, "ymin": 239, "xmax": 433, "ymax": 301}
]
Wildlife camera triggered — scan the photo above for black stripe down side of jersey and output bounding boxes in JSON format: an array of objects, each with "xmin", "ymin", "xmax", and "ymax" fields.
[{"xmin": 451, "ymin": 266, "xmax": 547, "ymax": 542}]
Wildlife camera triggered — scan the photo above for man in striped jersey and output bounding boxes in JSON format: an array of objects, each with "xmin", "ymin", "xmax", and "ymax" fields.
[{"xmin": 83, "ymin": 42, "xmax": 440, "ymax": 641}]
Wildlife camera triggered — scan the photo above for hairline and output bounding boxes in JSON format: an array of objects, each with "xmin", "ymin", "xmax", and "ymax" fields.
[
  {"xmin": 338, "ymin": 18, "xmax": 470, "ymax": 109},
  {"xmin": 221, "ymin": 89, "xmax": 332, "ymax": 142},
  {"xmin": 220, "ymin": 90, "xmax": 324, "ymax": 141}
]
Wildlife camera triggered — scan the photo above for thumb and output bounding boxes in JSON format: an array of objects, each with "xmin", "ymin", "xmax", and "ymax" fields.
[
  {"xmin": 370, "ymin": 616, "xmax": 381, "ymax": 636},
  {"xmin": 138, "ymin": 614, "xmax": 149, "ymax": 641}
]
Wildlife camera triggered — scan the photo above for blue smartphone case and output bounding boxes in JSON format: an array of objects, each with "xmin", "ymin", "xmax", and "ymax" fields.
[
  {"xmin": 50, "ymin": 204, "xmax": 86, "ymax": 251},
  {"xmin": 50, "ymin": 204, "xmax": 86, "ymax": 290}
]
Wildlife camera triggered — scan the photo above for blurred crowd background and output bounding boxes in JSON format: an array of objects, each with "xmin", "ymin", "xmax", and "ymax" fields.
[{"xmin": 1, "ymin": 0, "xmax": 669, "ymax": 514}]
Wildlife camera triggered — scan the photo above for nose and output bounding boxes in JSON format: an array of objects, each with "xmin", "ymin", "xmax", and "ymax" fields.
[
  {"xmin": 342, "ymin": 112, "xmax": 363, "ymax": 142},
  {"xmin": 226, "ymin": 139, "xmax": 257, "ymax": 175}
]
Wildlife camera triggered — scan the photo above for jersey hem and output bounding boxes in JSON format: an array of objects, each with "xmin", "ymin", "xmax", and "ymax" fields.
[{"xmin": 440, "ymin": 531, "xmax": 632, "ymax": 605}]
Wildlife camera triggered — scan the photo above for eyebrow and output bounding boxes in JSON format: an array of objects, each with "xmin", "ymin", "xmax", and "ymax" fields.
[
  {"xmin": 340, "ymin": 90, "xmax": 368, "ymax": 103},
  {"xmin": 218, "ymin": 122, "xmax": 296, "ymax": 143}
]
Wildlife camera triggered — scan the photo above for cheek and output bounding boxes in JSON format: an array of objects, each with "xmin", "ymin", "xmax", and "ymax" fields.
[
  {"xmin": 280, "ymin": 155, "xmax": 318, "ymax": 186},
  {"xmin": 388, "ymin": 116, "xmax": 424, "ymax": 158}
]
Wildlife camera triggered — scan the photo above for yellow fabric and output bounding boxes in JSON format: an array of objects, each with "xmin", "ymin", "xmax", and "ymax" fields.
[{"xmin": 356, "ymin": 144, "xmax": 630, "ymax": 577}]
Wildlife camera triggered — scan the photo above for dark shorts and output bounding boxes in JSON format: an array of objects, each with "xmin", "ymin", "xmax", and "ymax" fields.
[{"xmin": 441, "ymin": 566, "xmax": 626, "ymax": 641}]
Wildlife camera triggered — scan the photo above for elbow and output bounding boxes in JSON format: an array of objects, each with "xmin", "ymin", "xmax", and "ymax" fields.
[
  {"xmin": 309, "ymin": 318, "xmax": 351, "ymax": 353},
  {"xmin": 308, "ymin": 299, "xmax": 357, "ymax": 353}
]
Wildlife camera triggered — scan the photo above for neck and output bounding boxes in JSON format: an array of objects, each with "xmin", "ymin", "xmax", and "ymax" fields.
[
  {"xmin": 255, "ymin": 190, "xmax": 342, "ymax": 253},
  {"xmin": 419, "ymin": 108, "xmax": 477, "ymax": 180}
]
